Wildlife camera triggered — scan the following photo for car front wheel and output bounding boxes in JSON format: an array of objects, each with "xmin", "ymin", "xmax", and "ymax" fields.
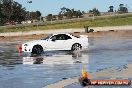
[
  {"xmin": 71, "ymin": 43, "xmax": 82, "ymax": 51},
  {"xmin": 32, "ymin": 45, "xmax": 43, "ymax": 55}
]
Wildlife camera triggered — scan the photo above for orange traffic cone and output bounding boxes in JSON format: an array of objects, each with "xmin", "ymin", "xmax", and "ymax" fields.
[
  {"xmin": 81, "ymin": 67, "xmax": 89, "ymax": 78},
  {"xmin": 17, "ymin": 43, "xmax": 22, "ymax": 56},
  {"xmin": 79, "ymin": 67, "xmax": 90, "ymax": 87}
]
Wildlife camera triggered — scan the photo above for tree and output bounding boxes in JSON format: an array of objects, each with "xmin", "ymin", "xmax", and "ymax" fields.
[
  {"xmin": 119, "ymin": 4, "xmax": 124, "ymax": 7},
  {"xmin": 28, "ymin": 11, "xmax": 42, "ymax": 21},
  {"xmin": 76, "ymin": 10, "xmax": 83, "ymax": 17},
  {"xmin": 36, "ymin": 11, "xmax": 41, "ymax": 18},
  {"xmin": 1, "ymin": 0, "xmax": 12, "ymax": 22},
  {"xmin": 60, "ymin": 7, "xmax": 67, "ymax": 15},
  {"xmin": 58, "ymin": 11, "xmax": 63, "ymax": 20},
  {"xmin": 11, "ymin": 1, "xmax": 26, "ymax": 23},
  {"xmin": 30, "ymin": 12, "xmax": 37, "ymax": 20},
  {"xmin": 82, "ymin": 11, "xmax": 85, "ymax": 14},
  {"xmin": 0, "ymin": 0, "xmax": 26, "ymax": 24},
  {"xmin": 46, "ymin": 14, "xmax": 53, "ymax": 21},
  {"xmin": 58, "ymin": 7, "xmax": 83, "ymax": 19},
  {"xmin": 66, "ymin": 8, "xmax": 72, "ymax": 18},
  {"xmin": 0, "ymin": 2, "xmax": 6, "ymax": 25},
  {"xmin": 89, "ymin": 8, "xmax": 100, "ymax": 16},
  {"xmin": 0, "ymin": 0, "xmax": 42, "ymax": 25},
  {"xmin": 108, "ymin": 6, "xmax": 114, "ymax": 12},
  {"xmin": 118, "ymin": 4, "xmax": 128, "ymax": 13}
]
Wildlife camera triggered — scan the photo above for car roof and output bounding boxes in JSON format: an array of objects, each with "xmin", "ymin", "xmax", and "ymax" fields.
[
  {"xmin": 52, "ymin": 33, "xmax": 71, "ymax": 35},
  {"xmin": 48, "ymin": 33, "xmax": 78, "ymax": 38}
]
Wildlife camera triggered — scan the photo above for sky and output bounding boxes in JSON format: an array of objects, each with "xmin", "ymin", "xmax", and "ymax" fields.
[{"xmin": 15, "ymin": 0, "xmax": 132, "ymax": 16}]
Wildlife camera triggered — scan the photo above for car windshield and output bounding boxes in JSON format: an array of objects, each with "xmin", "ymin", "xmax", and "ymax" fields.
[{"xmin": 41, "ymin": 34, "xmax": 53, "ymax": 40}]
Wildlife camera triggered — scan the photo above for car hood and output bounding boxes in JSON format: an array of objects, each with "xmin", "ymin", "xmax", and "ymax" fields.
[{"xmin": 23, "ymin": 40, "xmax": 45, "ymax": 45}]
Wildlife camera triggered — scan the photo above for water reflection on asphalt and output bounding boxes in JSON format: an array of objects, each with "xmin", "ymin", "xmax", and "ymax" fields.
[
  {"xmin": 23, "ymin": 51, "xmax": 88, "ymax": 65},
  {"xmin": 0, "ymin": 36, "xmax": 132, "ymax": 88}
]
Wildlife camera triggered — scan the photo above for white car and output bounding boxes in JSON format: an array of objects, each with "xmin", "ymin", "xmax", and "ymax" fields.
[{"xmin": 22, "ymin": 33, "xmax": 89, "ymax": 54}]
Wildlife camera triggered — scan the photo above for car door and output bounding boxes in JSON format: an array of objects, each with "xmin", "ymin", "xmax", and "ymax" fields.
[
  {"xmin": 45, "ymin": 34, "xmax": 63, "ymax": 50},
  {"xmin": 60, "ymin": 34, "xmax": 73, "ymax": 50},
  {"xmin": 47, "ymin": 34, "xmax": 72, "ymax": 50}
]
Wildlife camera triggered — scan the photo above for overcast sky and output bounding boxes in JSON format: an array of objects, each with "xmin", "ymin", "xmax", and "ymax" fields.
[{"xmin": 16, "ymin": 0, "xmax": 132, "ymax": 16}]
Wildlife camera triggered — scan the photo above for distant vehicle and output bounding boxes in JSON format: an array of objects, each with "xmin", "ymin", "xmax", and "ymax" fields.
[{"xmin": 22, "ymin": 33, "xmax": 89, "ymax": 54}]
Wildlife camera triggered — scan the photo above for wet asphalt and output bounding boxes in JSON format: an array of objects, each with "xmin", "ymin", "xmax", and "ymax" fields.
[{"xmin": 0, "ymin": 36, "xmax": 132, "ymax": 88}]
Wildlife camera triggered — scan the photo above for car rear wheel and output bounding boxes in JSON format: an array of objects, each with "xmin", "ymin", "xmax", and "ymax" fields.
[
  {"xmin": 32, "ymin": 45, "xmax": 43, "ymax": 55},
  {"xmin": 71, "ymin": 43, "xmax": 82, "ymax": 51}
]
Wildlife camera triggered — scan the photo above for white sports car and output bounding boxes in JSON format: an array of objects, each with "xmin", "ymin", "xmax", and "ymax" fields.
[{"xmin": 22, "ymin": 33, "xmax": 89, "ymax": 54}]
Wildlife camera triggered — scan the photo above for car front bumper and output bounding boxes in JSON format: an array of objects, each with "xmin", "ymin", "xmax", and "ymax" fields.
[{"xmin": 22, "ymin": 46, "xmax": 32, "ymax": 52}]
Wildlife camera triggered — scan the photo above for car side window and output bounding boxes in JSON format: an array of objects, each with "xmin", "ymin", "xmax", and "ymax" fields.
[
  {"xmin": 50, "ymin": 34, "xmax": 72, "ymax": 40},
  {"xmin": 60, "ymin": 34, "xmax": 72, "ymax": 40},
  {"xmin": 51, "ymin": 35, "xmax": 58, "ymax": 40}
]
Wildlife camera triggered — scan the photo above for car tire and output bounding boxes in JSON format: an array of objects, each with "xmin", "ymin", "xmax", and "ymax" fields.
[
  {"xmin": 32, "ymin": 45, "xmax": 43, "ymax": 55},
  {"xmin": 71, "ymin": 43, "xmax": 82, "ymax": 51}
]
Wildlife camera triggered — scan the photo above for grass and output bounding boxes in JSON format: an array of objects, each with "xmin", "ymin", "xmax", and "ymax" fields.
[{"xmin": 0, "ymin": 13, "xmax": 132, "ymax": 33}]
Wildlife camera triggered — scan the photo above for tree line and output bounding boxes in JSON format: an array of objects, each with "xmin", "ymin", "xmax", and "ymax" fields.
[
  {"xmin": 47, "ymin": 4, "xmax": 129, "ymax": 21},
  {"xmin": 0, "ymin": 0, "xmax": 41, "ymax": 25},
  {"xmin": 108, "ymin": 4, "xmax": 128, "ymax": 13},
  {"xmin": 0, "ymin": 0, "xmax": 129, "ymax": 25}
]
